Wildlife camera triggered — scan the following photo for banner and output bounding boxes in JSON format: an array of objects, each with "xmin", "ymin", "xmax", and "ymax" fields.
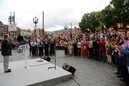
[{"xmin": 8, "ymin": 24, "xmax": 17, "ymax": 31}]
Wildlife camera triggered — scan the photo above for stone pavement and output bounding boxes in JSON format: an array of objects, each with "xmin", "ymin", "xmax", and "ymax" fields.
[{"xmin": 0, "ymin": 49, "xmax": 125, "ymax": 86}]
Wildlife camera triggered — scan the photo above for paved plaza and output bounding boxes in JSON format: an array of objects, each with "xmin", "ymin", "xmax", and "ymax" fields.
[{"xmin": 0, "ymin": 49, "xmax": 126, "ymax": 86}]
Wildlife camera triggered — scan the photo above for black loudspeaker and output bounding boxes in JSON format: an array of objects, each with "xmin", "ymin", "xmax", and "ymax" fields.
[
  {"xmin": 62, "ymin": 63, "xmax": 76, "ymax": 75},
  {"xmin": 43, "ymin": 56, "xmax": 51, "ymax": 62}
]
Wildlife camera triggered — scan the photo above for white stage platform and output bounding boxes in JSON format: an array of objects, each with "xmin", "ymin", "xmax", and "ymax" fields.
[{"xmin": 0, "ymin": 58, "xmax": 72, "ymax": 86}]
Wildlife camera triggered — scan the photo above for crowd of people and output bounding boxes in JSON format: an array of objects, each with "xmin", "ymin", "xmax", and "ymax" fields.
[{"xmin": 27, "ymin": 29, "xmax": 129, "ymax": 86}]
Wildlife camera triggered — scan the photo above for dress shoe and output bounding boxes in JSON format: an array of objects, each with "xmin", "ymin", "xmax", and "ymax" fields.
[
  {"xmin": 112, "ymin": 65, "xmax": 116, "ymax": 67},
  {"xmin": 117, "ymin": 75, "xmax": 122, "ymax": 78},
  {"xmin": 120, "ymin": 78, "xmax": 125, "ymax": 82},
  {"xmin": 115, "ymin": 72, "xmax": 119, "ymax": 74},
  {"xmin": 4, "ymin": 69, "xmax": 11, "ymax": 73}
]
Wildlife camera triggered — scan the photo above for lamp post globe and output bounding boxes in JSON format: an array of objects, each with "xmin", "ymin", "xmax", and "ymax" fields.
[{"xmin": 33, "ymin": 16, "xmax": 38, "ymax": 35}]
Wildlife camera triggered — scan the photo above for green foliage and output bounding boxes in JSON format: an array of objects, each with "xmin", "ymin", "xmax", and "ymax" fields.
[
  {"xmin": 111, "ymin": 0, "xmax": 129, "ymax": 27},
  {"xmin": 100, "ymin": 5, "xmax": 115, "ymax": 28},
  {"xmin": 79, "ymin": 0, "xmax": 129, "ymax": 32},
  {"xmin": 79, "ymin": 11, "xmax": 101, "ymax": 32}
]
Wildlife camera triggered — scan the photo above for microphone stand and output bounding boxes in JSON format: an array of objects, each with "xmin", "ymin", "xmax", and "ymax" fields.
[
  {"xmin": 48, "ymin": 48, "xmax": 56, "ymax": 70},
  {"xmin": 21, "ymin": 44, "xmax": 29, "ymax": 69}
]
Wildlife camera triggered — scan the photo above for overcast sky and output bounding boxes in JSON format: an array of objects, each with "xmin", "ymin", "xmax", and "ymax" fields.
[{"xmin": 0, "ymin": 0, "xmax": 111, "ymax": 31}]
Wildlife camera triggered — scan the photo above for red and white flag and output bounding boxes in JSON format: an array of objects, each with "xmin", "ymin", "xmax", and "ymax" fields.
[
  {"xmin": 126, "ymin": 24, "xmax": 129, "ymax": 28},
  {"xmin": 74, "ymin": 26, "xmax": 80, "ymax": 31},
  {"xmin": 117, "ymin": 23, "xmax": 123, "ymax": 28}
]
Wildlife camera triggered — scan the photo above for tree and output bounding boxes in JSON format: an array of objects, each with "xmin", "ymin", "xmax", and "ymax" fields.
[
  {"xmin": 111, "ymin": 0, "xmax": 129, "ymax": 28},
  {"xmin": 79, "ymin": 11, "xmax": 101, "ymax": 32},
  {"xmin": 79, "ymin": 0, "xmax": 129, "ymax": 32},
  {"xmin": 100, "ymin": 5, "xmax": 115, "ymax": 29},
  {"xmin": 0, "ymin": 21, "xmax": 4, "ymax": 36}
]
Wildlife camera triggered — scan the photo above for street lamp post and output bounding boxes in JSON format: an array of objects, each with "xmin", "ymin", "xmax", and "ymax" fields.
[
  {"xmin": 64, "ymin": 25, "xmax": 68, "ymax": 31},
  {"xmin": 33, "ymin": 16, "xmax": 38, "ymax": 35}
]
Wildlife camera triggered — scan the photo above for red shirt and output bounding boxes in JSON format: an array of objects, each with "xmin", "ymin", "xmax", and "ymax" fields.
[{"xmin": 99, "ymin": 40, "xmax": 105, "ymax": 51}]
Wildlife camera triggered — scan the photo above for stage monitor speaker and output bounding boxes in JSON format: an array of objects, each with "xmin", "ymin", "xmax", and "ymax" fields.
[
  {"xmin": 43, "ymin": 56, "xmax": 51, "ymax": 62},
  {"xmin": 62, "ymin": 63, "xmax": 76, "ymax": 75}
]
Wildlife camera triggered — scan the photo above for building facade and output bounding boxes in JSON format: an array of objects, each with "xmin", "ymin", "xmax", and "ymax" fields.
[
  {"xmin": 33, "ymin": 28, "xmax": 43, "ymax": 36},
  {"xmin": 0, "ymin": 21, "xmax": 4, "ymax": 37},
  {"xmin": 0, "ymin": 20, "xmax": 45, "ymax": 39}
]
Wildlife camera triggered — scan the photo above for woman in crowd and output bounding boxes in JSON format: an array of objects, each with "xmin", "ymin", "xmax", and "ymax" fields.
[
  {"xmin": 99, "ymin": 37, "xmax": 106, "ymax": 62},
  {"xmin": 105, "ymin": 38, "xmax": 112, "ymax": 64},
  {"xmin": 82, "ymin": 38, "xmax": 89, "ymax": 58},
  {"xmin": 77, "ymin": 39, "xmax": 82, "ymax": 56},
  {"xmin": 111, "ymin": 37, "xmax": 118, "ymax": 67},
  {"xmin": 64, "ymin": 40, "xmax": 68, "ymax": 55},
  {"xmin": 68, "ymin": 40, "xmax": 73, "ymax": 55},
  {"xmin": 88, "ymin": 37, "xmax": 93, "ymax": 59}
]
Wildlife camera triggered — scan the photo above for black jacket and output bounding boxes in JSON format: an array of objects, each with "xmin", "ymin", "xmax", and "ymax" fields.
[
  {"xmin": 17, "ymin": 35, "xmax": 24, "ymax": 42},
  {"xmin": 1, "ymin": 39, "xmax": 12, "ymax": 56}
]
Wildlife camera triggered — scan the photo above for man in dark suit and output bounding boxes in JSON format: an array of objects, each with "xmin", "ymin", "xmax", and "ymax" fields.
[
  {"xmin": 17, "ymin": 33, "xmax": 24, "ymax": 44},
  {"xmin": 49, "ymin": 39, "xmax": 56, "ymax": 56},
  {"xmin": 1, "ymin": 34, "xmax": 12, "ymax": 73},
  {"xmin": 44, "ymin": 40, "xmax": 49, "ymax": 56}
]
